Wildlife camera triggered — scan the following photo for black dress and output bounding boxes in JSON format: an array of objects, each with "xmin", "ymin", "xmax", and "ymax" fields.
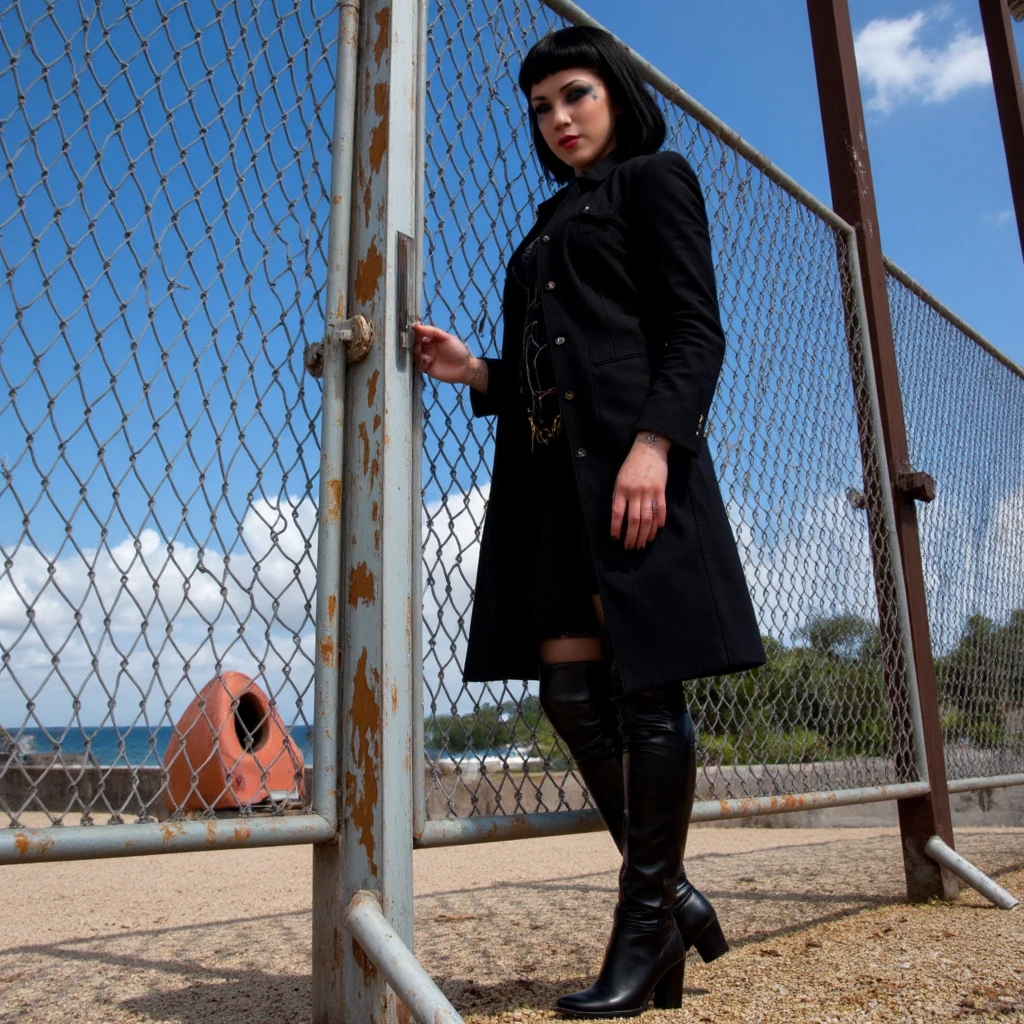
[{"xmin": 512, "ymin": 182, "xmax": 601, "ymax": 646}]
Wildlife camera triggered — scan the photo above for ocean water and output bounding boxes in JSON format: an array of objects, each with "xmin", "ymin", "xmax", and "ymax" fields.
[
  {"xmin": 5, "ymin": 726, "xmax": 510, "ymax": 767},
  {"xmin": 9, "ymin": 725, "xmax": 314, "ymax": 768}
]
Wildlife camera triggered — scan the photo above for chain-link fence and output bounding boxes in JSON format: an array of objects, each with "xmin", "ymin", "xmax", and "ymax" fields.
[
  {"xmin": 0, "ymin": 0, "xmax": 339, "ymax": 826},
  {"xmin": 887, "ymin": 262, "xmax": 1024, "ymax": 786},
  {"xmin": 420, "ymin": 0, "xmax": 920, "ymax": 821}
]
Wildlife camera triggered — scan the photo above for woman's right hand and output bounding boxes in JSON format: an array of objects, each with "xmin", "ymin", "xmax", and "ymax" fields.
[{"xmin": 412, "ymin": 323, "xmax": 475, "ymax": 385}]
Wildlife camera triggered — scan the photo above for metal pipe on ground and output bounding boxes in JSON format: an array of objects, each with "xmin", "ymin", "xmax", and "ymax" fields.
[
  {"xmin": 347, "ymin": 891, "xmax": 464, "ymax": 1024},
  {"xmin": 925, "ymin": 836, "xmax": 1020, "ymax": 910}
]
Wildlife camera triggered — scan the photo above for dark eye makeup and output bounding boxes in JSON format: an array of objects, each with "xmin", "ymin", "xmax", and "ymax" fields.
[{"xmin": 532, "ymin": 84, "xmax": 597, "ymax": 116}]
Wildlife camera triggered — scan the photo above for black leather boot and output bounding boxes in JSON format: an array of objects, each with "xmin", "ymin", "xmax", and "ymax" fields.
[
  {"xmin": 538, "ymin": 662, "xmax": 728, "ymax": 985},
  {"xmin": 555, "ymin": 685, "xmax": 691, "ymax": 1018},
  {"xmin": 598, "ymin": 634, "xmax": 730, "ymax": 967}
]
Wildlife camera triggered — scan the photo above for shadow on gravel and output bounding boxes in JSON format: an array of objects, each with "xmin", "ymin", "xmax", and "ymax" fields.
[{"xmin": 117, "ymin": 972, "xmax": 310, "ymax": 1022}]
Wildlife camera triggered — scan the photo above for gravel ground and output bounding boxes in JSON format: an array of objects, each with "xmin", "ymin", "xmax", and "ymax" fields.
[{"xmin": 0, "ymin": 821, "xmax": 1021, "ymax": 1023}]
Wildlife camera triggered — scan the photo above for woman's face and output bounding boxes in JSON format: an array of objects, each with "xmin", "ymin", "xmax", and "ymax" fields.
[{"xmin": 529, "ymin": 68, "xmax": 618, "ymax": 175}]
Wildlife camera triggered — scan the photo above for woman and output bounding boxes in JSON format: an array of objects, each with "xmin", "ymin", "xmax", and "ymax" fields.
[{"xmin": 414, "ymin": 25, "xmax": 765, "ymax": 1018}]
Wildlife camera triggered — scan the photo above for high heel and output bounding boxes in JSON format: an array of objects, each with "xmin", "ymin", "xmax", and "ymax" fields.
[
  {"xmin": 691, "ymin": 915, "xmax": 730, "ymax": 963},
  {"xmin": 675, "ymin": 879, "xmax": 730, "ymax": 961},
  {"xmin": 652, "ymin": 959, "xmax": 685, "ymax": 1009},
  {"xmin": 555, "ymin": 685, "xmax": 691, "ymax": 1019}
]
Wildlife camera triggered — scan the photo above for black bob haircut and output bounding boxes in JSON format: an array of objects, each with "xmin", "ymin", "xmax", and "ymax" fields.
[{"xmin": 518, "ymin": 26, "xmax": 667, "ymax": 184}]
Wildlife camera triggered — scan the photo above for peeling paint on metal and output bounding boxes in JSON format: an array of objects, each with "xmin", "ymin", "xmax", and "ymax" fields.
[
  {"xmin": 367, "ymin": 369, "xmax": 380, "ymax": 407},
  {"xmin": 327, "ymin": 479, "xmax": 342, "ymax": 523},
  {"xmin": 349, "ymin": 561, "xmax": 376, "ymax": 607},
  {"xmin": 396, "ymin": 1001, "xmax": 411, "ymax": 1024},
  {"xmin": 328, "ymin": 594, "xmax": 337, "ymax": 620},
  {"xmin": 358, "ymin": 422, "xmax": 371, "ymax": 475},
  {"xmin": 14, "ymin": 833, "xmax": 29, "ymax": 855},
  {"xmin": 161, "ymin": 823, "xmax": 185, "ymax": 844},
  {"xmin": 391, "ymin": 683, "xmax": 399, "ymax": 714},
  {"xmin": 347, "ymin": 646, "xmax": 381, "ymax": 877},
  {"xmin": 369, "ymin": 454, "xmax": 380, "ymax": 492},
  {"xmin": 206, "ymin": 820, "xmax": 217, "ymax": 845},
  {"xmin": 321, "ymin": 635, "xmax": 336, "ymax": 669},
  {"xmin": 354, "ymin": 239, "xmax": 384, "ymax": 304},
  {"xmin": 353, "ymin": 935, "xmax": 379, "ymax": 982},
  {"xmin": 372, "ymin": 412, "xmax": 381, "ymax": 432},
  {"xmin": 373, "ymin": 6, "xmax": 390, "ymax": 66},
  {"xmin": 369, "ymin": 83, "xmax": 390, "ymax": 173},
  {"xmin": 234, "ymin": 824, "xmax": 252, "ymax": 843},
  {"xmin": 371, "ymin": 501, "xmax": 379, "ymax": 522}
]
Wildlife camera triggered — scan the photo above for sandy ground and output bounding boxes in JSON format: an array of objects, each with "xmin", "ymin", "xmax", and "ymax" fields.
[{"xmin": 0, "ymin": 822, "xmax": 1022, "ymax": 1023}]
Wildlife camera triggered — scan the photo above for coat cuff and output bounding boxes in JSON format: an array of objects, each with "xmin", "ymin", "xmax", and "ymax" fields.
[
  {"xmin": 634, "ymin": 397, "xmax": 706, "ymax": 457},
  {"xmin": 468, "ymin": 357, "xmax": 502, "ymax": 418}
]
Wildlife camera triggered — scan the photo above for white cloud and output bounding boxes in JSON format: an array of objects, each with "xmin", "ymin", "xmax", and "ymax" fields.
[
  {"xmin": 0, "ymin": 496, "xmax": 319, "ymax": 727},
  {"xmin": 983, "ymin": 210, "xmax": 1013, "ymax": 227},
  {"xmin": 854, "ymin": 8, "xmax": 991, "ymax": 114}
]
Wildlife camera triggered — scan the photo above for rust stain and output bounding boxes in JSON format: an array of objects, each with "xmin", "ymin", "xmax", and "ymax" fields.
[
  {"xmin": 326, "ymin": 479, "xmax": 342, "ymax": 523},
  {"xmin": 372, "ymin": 413, "xmax": 381, "ymax": 432},
  {"xmin": 334, "ymin": 925, "xmax": 343, "ymax": 967},
  {"xmin": 161, "ymin": 823, "xmax": 184, "ymax": 844},
  {"xmin": 327, "ymin": 594, "xmax": 337, "ymax": 620},
  {"xmin": 374, "ymin": 528, "xmax": 381, "ymax": 551},
  {"xmin": 348, "ymin": 561, "xmax": 376, "ymax": 608},
  {"xmin": 206, "ymin": 820, "xmax": 217, "ymax": 845},
  {"xmin": 373, "ymin": 7, "xmax": 390, "ymax": 66},
  {"xmin": 320, "ymin": 635, "xmax": 336, "ymax": 669},
  {"xmin": 367, "ymin": 369, "xmax": 380, "ymax": 407},
  {"xmin": 354, "ymin": 239, "xmax": 383, "ymax": 304},
  {"xmin": 369, "ymin": 455, "xmax": 380, "ymax": 492},
  {"xmin": 369, "ymin": 83, "xmax": 389, "ymax": 173},
  {"xmin": 234, "ymin": 825, "xmax": 252, "ymax": 843},
  {"xmin": 391, "ymin": 683, "xmax": 399, "ymax": 714},
  {"xmin": 371, "ymin": 501, "xmax": 379, "ymax": 522},
  {"xmin": 347, "ymin": 646, "xmax": 381, "ymax": 876},
  {"xmin": 353, "ymin": 936, "xmax": 379, "ymax": 982},
  {"xmin": 14, "ymin": 834, "xmax": 29, "ymax": 855},
  {"xmin": 358, "ymin": 422, "xmax": 371, "ymax": 475},
  {"xmin": 363, "ymin": 180, "xmax": 372, "ymax": 229},
  {"xmin": 396, "ymin": 1001, "xmax": 411, "ymax": 1024},
  {"xmin": 335, "ymin": 292, "xmax": 345, "ymax": 319}
]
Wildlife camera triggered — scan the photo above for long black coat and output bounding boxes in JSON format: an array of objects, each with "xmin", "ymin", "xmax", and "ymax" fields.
[{"xmin": 462, "ymin": 148, "xmax": 765, "ymax": 693}]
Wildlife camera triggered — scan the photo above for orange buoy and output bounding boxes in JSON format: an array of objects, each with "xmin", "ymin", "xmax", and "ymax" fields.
[{"xmin": 163, "ymin": 671, "xmax": 304, "ymax": 813}]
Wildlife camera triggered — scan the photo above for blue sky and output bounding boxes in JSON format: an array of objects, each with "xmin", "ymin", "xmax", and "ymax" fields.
[
  {"xmin": 2, "ymin": 0, "xmax": 1023, "ymax": 736},
  {"xmin": 571, "ymin": 0, "xmax": 1023, "ymax": 365}
]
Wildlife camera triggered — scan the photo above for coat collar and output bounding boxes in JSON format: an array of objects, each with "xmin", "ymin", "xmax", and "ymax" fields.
[{"xmin": 534, "ymin": 147, "xmax": 628, "ymax": 215}]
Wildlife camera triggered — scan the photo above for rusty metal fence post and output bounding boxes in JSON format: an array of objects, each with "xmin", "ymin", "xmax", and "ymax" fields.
[
  {"xmin": 806, "ymin": 0, "xmax": 958, "ymax": 902},
  {"xmin": 310, "ymin": 0, "xmax": 426, "ymax": 1018},
  {"xmin": 979, "ymin": 0, "xmax": 1024, "ymax": 270}
]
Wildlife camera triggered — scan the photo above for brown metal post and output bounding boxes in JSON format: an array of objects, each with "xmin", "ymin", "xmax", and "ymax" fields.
[
  {"xmin": 806, "ymin": 0, "xmax": 958, "ymax": 902},
  {"xmin": 979, "ymin": 0, "xmax": 1024, "ymax": 269}
]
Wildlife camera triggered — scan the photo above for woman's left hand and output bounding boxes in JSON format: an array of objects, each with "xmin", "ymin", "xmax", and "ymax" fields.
[{"xmin": 611, "ymin": 435, "xmax": 670, "ymax": 550}]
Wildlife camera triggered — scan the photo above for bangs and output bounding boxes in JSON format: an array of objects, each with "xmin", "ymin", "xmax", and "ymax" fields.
[{"xmin": 517, "ymin": 30, "xmax": 606, "ymax": 95}]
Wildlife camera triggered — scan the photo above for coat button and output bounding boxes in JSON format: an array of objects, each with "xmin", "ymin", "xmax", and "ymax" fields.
[
  {"xmin": 541, "ymin": 235, "xmax": 550, "ymax": 243},
  {"xmin": 554, "ymin": 336, "xmax": 566, "ymax": 346},
  {"xmin": 545, "ymin": 280, "xmax": 556, "ymax": 291},
  {"xmin": 565, "ymin": 390, "xmax": 575, "ymax": 400},
  {"xmin": 583, "ymin": 205, "xmax": 590, "ymax": 211},
  {"xmin": 576, "ymin": 447, "xmax": 587, "ymax": 458}
]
